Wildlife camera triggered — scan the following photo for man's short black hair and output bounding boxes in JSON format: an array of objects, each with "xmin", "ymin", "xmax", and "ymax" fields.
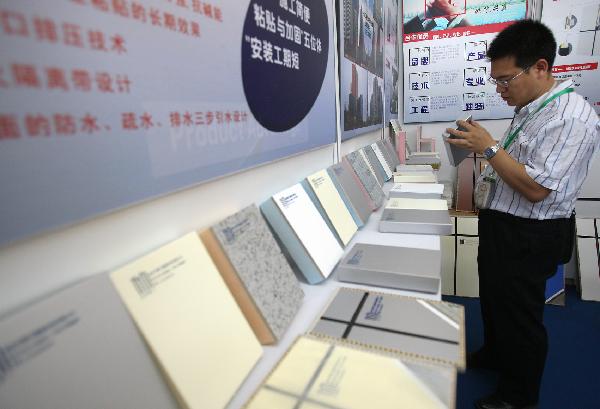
[{"xmin": 488, "ymin": 20, "xmax": 557, "ymax": 70}]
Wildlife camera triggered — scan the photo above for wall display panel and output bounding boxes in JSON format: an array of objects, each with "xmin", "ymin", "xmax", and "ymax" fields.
[
  {"xmin": 340, "ymin": 0, "xmax": 386, "ymax": 139},
  {"xmin": 0, "ymin": 0, "xmax": 336, "ymax": 246},
  {"xmin": 541, "ymin": 0, "xmax": 600, "ymax": 112},
  {"xmin": 402, "ymin": 0, "xmax": 528, "ymax": 123},
  {"xmin": 384, "ymin": 0, "xmax": 400, "ymax": 123}
]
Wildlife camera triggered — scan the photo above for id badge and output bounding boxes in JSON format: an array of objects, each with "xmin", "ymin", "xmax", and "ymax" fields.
[{"xmin": 474, "ymin": 166, "xmax": 497, "ymax": 210}]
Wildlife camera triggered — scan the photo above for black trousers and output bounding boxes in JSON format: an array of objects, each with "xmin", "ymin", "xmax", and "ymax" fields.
[{"xmin": 477, "ymin": 209, "xmax": 573, "ymax": 405}]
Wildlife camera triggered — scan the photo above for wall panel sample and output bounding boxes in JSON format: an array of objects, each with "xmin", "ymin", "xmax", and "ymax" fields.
[
  {"xmin": 246, "ymin": 335, "xmax": 456, "ymax": 409},
  {"xmin": 371, "ymin": 142, "xmax": 394, "ymax": 180},
  {"xmin": 110, "ymin": 232, "xmax": 262, "ymax": 409},
  {"xmin": 402, "ymin": 0, "xmax": 528, "ymax": 123},
  {"xmin": 310, "ymin": 288, "xmax": 466, "ymax": 370},
  {"xmin": 327, "ymin": 159, "xmax": 374, "ymax": 226},
  {"xmin": 0, "ymin": 0, "xmax": 337, "ymax": 246},
  {"xmin": 303, "ymin": 169, "xmax": 359, "ymax": 246},
  {"xmin": 346, "ymin": 150, "xmax": 386, "ymax": 209},
  {"xmin": 0, "ymin": 274, "xmax": 179, "ymax": 409},
  {"xmin": 261, "ymin": 183, "xmax": 344, "ymax": 284},
  {"xmin": 362, "ymin": 145, "xmax": 388, "ymax": 185},
  {"xmin": 200, "ymin": 204, "xmax": 304, "ymax": 345}
]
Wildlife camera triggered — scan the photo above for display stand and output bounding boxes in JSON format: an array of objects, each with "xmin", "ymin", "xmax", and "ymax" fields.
[{"xmin": 228, "ymin": 182, "xmax": 442, "ymax": 408}]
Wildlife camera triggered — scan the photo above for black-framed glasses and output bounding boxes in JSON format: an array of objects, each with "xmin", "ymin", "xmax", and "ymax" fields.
[{"xmin": 488, "ymin": 65, "xmax": 531, "ymax": 88}]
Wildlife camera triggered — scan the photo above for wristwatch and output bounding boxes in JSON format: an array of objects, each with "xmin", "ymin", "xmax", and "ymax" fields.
[{"xmin": 483, "ymin": 143, "xmax": 501, "ymax": 160}]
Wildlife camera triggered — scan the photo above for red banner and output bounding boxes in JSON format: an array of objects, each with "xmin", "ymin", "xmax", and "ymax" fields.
[
  {"xmin": 552, "ymin": 63, "xmax": 599, "ymax": 73},
  {"xmin": 403, "ymin": 22, "xmax": 514, "ymax": 43}
]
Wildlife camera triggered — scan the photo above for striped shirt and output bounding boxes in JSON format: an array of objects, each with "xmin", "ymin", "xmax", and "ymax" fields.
[{"xmin": 488, "ymin": 79, "xmax": 600, "ymax": 219}]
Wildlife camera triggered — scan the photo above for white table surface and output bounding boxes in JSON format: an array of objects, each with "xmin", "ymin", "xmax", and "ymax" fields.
[{"xmin": 227, "ymin": 182, "xmax": 443, "ymax": 408}]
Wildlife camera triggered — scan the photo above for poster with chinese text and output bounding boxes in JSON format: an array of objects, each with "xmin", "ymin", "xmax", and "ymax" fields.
[
  {"xmin": 402, "ymin": 0, "xmax": 528, "ymax": 123},
  {"xmin": 541, "ymin": 0, "xmax": 600, "ymax": 112},
  {"xmin": 341, "ymin": 0, "xmax": 386, "ymax": 139},
  {"xmin": 0, "ymin": 0, "xmax": 336, "ymax": 245}
]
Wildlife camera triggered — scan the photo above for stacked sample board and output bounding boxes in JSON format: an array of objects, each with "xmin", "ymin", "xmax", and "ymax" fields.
[
  {"xmin": 380, "ymin": 198, "xmax": 452, "ymax": 235},
  {"xmin": 337, "ymin": 243, "xmax": 441, "ymax": 293}
]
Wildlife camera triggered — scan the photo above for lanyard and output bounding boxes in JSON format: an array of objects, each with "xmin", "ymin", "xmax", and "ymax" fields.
[{"xmin": 503, "ymin": 87, "xmax": 574, "ymax": 150}]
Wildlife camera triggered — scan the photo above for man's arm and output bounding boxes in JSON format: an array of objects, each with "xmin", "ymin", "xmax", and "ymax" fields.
[{"xmin": 446, "ymin": 120, "xmax": 551, "ymax": 203}]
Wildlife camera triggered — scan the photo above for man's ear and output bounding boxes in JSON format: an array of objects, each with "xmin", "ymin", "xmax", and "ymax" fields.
[{"xmin": 533, "ymin": 58, "xmax": 550, "ymax": 75}]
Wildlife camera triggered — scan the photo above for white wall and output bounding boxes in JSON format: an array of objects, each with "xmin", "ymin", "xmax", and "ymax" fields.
[{"xmin": 0, "ymin": 128, "xmax": 383, "ymax": 316}]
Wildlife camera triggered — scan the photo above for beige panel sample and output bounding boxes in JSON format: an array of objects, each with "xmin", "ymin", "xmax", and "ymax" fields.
[
  {"xmin": 307, "ymin": 169, "xmax": 359, "ymax": 246},
  {"xmin": 386, "ymin": 198, "xmax": 449, "ymax": 211},
  {"xmin": 393, "ymin": 173, "xmax": 438, "ymax": 183},
  {"xmin": 110, "ymin": 232, "xmax": 262, "ymax": 409}
]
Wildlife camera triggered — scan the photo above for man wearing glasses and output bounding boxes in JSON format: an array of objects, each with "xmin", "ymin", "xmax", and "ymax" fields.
[{"xmin": 446, "ymin": 20, "xmax": 599, "ymax": 409}]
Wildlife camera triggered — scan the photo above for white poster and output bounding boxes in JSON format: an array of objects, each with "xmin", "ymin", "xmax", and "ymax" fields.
[
  {"xmin": 402, "ymin": 0, "xmax": 528, "ymax": 123},
  {"xmin": 541, "ymin": 0, "xmax": 600, "ymax": 112},
  {"xmin": 340, "ymin": 0, "xmax": 385, "ymax": 139},
  {"xmin": 384, "ymin": 0, "xmax": 400, "ymax": 123}
]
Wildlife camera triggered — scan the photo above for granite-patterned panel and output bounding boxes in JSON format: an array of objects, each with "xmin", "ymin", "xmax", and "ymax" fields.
[{"xmin": 212, "ymin": 205, "xmax": 304, "ymax": 341}]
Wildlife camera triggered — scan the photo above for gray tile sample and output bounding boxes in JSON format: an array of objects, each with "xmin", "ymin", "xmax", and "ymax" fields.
[
  {"xmin": 382, "ymin": 139, "xmax": 401, "ymax": 168},
  {"xmin": 362, "ymin": 145, "xmax": 387, "ymax": 185},
  {"xmin": 380, "ymin": 208, "xmax": 453, "ymax": 235},
  {"xmin": 210, "ymin": 205, "xmax": 304, "ymax": 341},
  {"xmin": 345, "ymin": 150, "xmax": 385, "ymax": 209},
  {"xmin": 328, "ymin": 160, "xmax": 373, "ymax": 226},
  {"xmin": 336, "ymin": 243, "xmax": 441, "ymax": 293},
  {"xmin": 376, "ymin": 140, "xmax": 397, "ymax": 173},
  {"xmin": 310, "ymin": 288, "xmax": 466, "ymax": 370},
  {"xmin": 0, "ymin": 274, "xmax": 179, "ymax": 409}
]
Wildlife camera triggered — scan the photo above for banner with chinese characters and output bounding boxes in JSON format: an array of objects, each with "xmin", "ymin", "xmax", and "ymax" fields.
[
  {"xmin": 0, "ymin": 0, "xmax": 336, "ymax": 246},
  {"xmin": 340, "ymin": 0, "xmax": 386, "ymax": 140},
  {"xmin": 402, "ymin": 0, "xmax": 528, "ymax": 123},
  {"xmin": 384, "ymin": 0, "xmax": 400, "ymax": 123},
  {"xmin": 541, "ymin": 0, "xmax": 600, "ymax": 112}
]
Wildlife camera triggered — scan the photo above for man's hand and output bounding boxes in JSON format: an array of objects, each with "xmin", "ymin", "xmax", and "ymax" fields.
[
  {"xmin": 446, "ymin": 119, "xmax": 551, "ymax": 203},
  {"xmin": 446, "ymin": 119, "xmax": 496, "ymax": 154}
]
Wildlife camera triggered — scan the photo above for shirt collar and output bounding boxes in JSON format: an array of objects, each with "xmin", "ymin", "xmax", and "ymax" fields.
[{"xmin": 514, "ymin": 79, "xmax": 573, "ymax": 117}]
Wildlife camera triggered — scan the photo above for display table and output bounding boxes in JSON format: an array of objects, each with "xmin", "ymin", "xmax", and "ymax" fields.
[{"xmin": 228, "ymin": 183, "xmax": 443, "ymax": 408}]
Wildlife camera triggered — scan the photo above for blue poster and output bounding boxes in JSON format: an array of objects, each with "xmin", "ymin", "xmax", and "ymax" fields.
[{"xmin": 0, "ymin": 0, "xmax": 336, "ymax": 245}]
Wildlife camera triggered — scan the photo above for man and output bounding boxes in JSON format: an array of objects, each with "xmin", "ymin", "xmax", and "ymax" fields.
[{"xmin": 447, "ymin": 20, "xmax": 599, "ymax": 409}]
